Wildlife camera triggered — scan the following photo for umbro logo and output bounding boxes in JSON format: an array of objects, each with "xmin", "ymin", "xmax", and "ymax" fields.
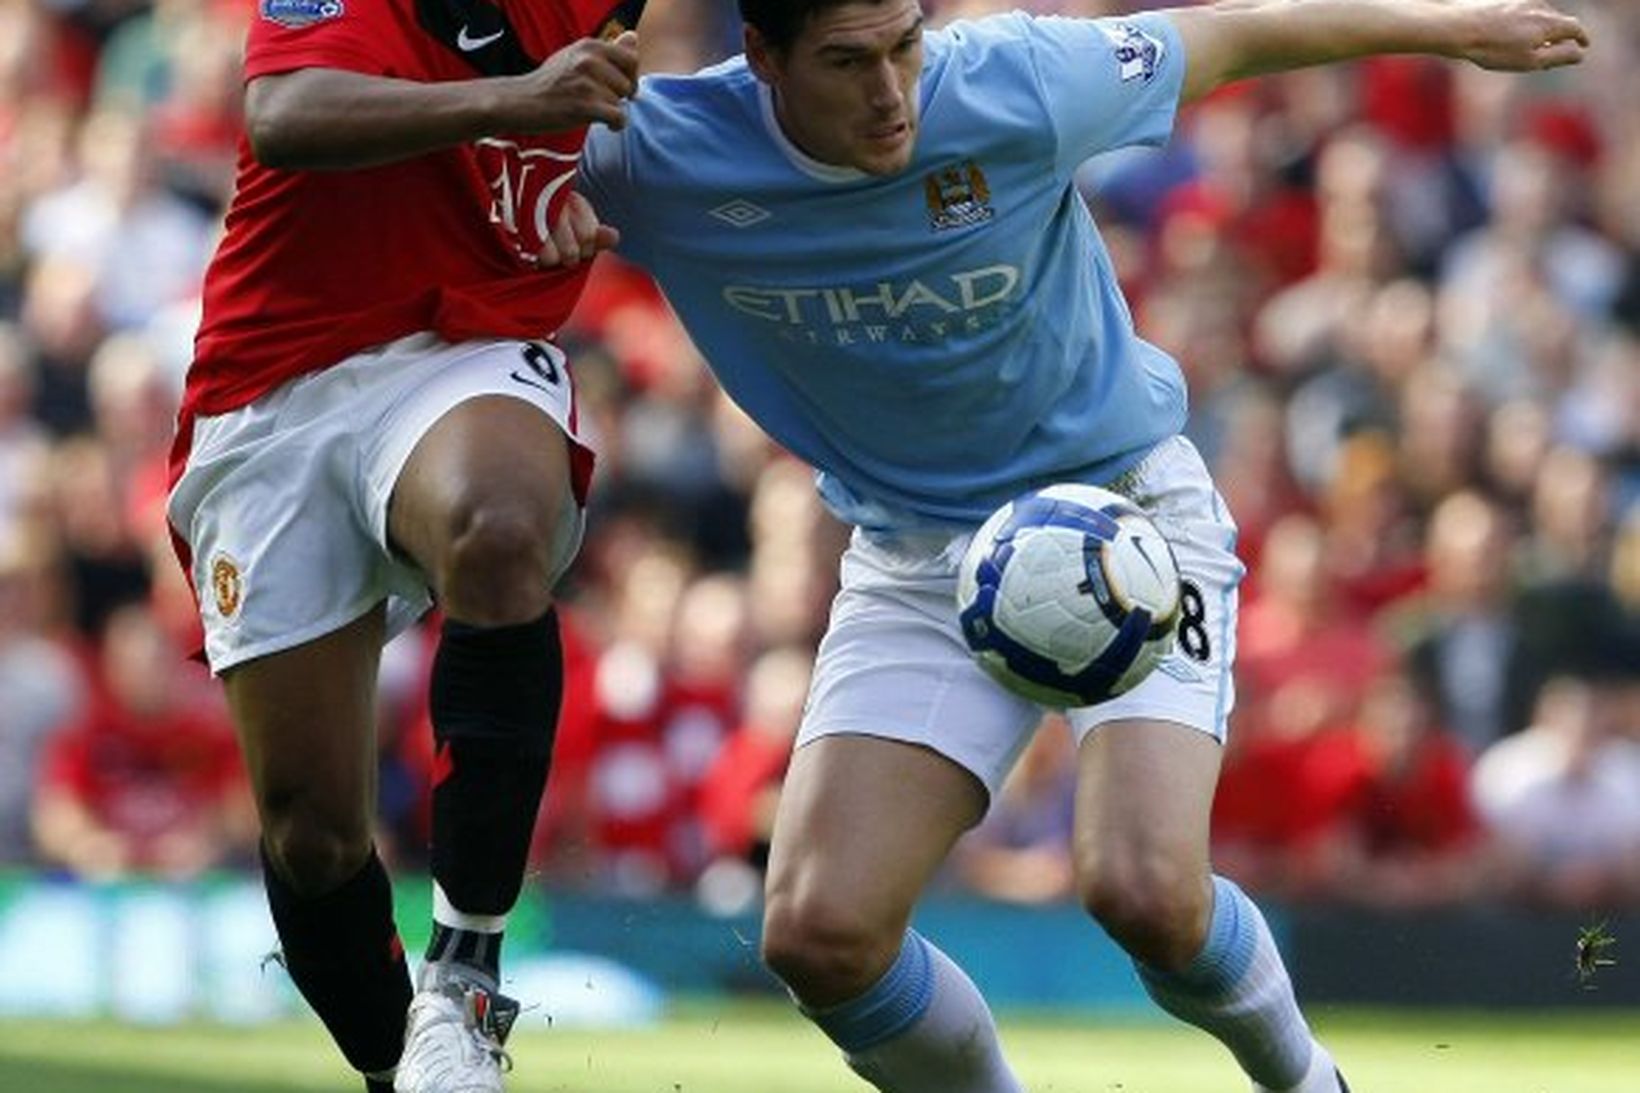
[
  {"xmin": 457, "ymin": 24, "xmax": 504, "ymax": 50},
  {"xmin": 709, "ymin": 199, "xmax": 772, "ymax": 228}
]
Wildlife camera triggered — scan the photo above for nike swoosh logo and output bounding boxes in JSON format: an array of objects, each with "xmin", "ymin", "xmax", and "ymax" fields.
[
  {"xmin": 456, "ymin": 25, "xmax": 504, "ymax": 50},
  {"xmin": 1131, "ymin": 536, "xmax": 1164, "ymax": 582}
]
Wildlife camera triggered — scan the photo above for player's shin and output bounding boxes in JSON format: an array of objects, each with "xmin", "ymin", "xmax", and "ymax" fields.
[
  {"xmin": 803, "ymin": 930, "xmax": 1023, "ymax": 1093},
  {"xmin": 1135, "ymin": 875, "xmax": 1325, "ymax": 1091},
  {"xmin": 424, "ymin": 608, "xmax": 562, "ymax": 981},
  {"xmin": 261, "ymin": 845, "xmax": 413, "ymax": 1081}
]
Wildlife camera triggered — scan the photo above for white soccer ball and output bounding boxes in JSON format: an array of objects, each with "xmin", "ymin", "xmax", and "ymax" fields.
[{"xmin": 956, "ymin": 483, "xmax": 1182, "ymax": 707}]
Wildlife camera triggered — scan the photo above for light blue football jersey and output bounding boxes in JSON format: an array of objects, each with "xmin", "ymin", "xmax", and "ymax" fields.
[{"xmin": 580, "ymin": 12, "xmax": 1190, "ymax": 532}]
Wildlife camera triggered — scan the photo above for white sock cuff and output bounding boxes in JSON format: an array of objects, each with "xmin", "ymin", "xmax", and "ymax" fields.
[{"xmin": 432, "ymin": 882, "xmax": 508, "ymax": 933}]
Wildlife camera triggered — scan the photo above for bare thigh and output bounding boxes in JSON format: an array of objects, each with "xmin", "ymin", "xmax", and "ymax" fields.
[{"xmin": 223, "ymin": 605, "xmax": 385, "ymax": 894}]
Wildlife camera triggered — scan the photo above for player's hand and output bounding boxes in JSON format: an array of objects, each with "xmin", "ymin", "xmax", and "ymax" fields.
[
  {"xmin": 1452, "ymin": 0, "xmax": 1589, "ymax": 71},
  {"xmin": 503, "ymin": 30, "xmax": 640, "ymax": 134},
  {"xmin": 538, "ymin": 191, "xmax": 619, "ymax": 268}
]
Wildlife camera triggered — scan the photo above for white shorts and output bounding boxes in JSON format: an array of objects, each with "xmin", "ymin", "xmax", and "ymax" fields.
[
  {"xmin": 797, "ymin": 436, "xmax": 1244, "ymax": 800},
  {"xmin": 167, "ymin": 333, "xmax": 590, "ymax": 674}
]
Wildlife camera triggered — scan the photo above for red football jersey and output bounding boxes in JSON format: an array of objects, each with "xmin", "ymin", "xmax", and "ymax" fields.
[{"xmin": 182, "ymin": 0, "xmax": 642, "ymax": 424}]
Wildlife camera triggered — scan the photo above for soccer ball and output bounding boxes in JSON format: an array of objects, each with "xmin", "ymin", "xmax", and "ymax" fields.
[{"xmin": 956, "ymin": 483, "xmax": 1182, "ymax": 707}]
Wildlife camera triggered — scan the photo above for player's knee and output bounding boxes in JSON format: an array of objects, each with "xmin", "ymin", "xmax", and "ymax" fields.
[
  {"xmin": 261, "ymin": 795, "xmax": 374, "ymax": 897},
  {"xmin": 1077, "ymin": 853, "xmax": 1210, "ymax": 972},
  {"xmin": 438, "ymin": 501, "xmax": 557, "ymax": 625},
  {"xmin": 761, "ymin": 894, "xmax": 899, "ymax": 1005}
]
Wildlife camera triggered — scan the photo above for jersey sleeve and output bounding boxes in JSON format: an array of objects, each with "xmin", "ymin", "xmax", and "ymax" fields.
[
  {"xmin": 577, "ymin": 118, "xmax": 647, "ymax": 265},
  {"xmin": 1022, "ymin": 13, "xmax": 1186, "ymax": 174},
  {"xmin": 245, "ymin": 0, "xmax": 411, "ymax": 80}
]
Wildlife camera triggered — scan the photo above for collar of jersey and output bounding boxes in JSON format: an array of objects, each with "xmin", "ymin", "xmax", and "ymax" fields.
[{"xmin": 757, "ymin": 83, "xmax": 867, "ymax": 184}]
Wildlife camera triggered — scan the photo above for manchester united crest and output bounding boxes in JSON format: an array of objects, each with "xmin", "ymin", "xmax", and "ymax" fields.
[
  {"xmin": 210, "ymin": 553, "xmax": 243, "ymax": 620},
  {"xmin": 924, "ymin": 160, "xmax": 994, "ymax": 232}
]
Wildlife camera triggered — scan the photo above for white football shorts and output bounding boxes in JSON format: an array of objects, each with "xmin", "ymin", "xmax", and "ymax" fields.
[
  {"xmin": 168, "ymin": 332, "xmax": 590, "ymax": 674},
  {"xmin": 798, "ymin": 435, "xmax": 1244, "ymax": 800}
]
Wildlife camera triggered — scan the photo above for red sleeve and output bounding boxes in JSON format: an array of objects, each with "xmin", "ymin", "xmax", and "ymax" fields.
[{"xmin": 246, "ymin": 0, "xmax": 414, "ymax": 80}]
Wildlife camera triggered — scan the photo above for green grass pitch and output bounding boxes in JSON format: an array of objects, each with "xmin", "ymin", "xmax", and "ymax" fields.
[{"xmin": 2, "ymin": 1001, "xmax": 1637, "ymax": 1091}]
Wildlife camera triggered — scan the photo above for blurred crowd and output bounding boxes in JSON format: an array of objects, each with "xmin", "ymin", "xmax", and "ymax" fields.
[{"xmin": 1, "ymin": 0, "xmax": 1638, "ymax": 917}]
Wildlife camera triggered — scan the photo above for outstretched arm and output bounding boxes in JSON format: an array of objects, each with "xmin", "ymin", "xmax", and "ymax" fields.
[
  {"xmin": 247, "ymin": 31, "xmax": 640, "ymax": 170},
  {"xmin": 1168, "ymin": 0, "xmax": 1589, "ymax": 104}
]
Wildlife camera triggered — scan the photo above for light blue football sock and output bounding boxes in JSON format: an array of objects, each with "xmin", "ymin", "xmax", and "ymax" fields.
[
  {"xmin": 803, "ymin": 930, "xmax": 1022, "ymax": 1093},
  {"xmin": 1136, "ymin": 875, "xmax": 1316, "ymax": 1089}
]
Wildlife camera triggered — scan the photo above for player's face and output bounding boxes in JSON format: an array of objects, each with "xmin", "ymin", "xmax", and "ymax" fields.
[{"xmin": 748, "ymin": 0, "xmax": 925, "ymax": 176}]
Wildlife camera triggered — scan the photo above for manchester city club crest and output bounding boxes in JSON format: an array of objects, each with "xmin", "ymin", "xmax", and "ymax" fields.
[{"xmin": 924, "ymin": 160, "xmax": 994, "ymax": 232}]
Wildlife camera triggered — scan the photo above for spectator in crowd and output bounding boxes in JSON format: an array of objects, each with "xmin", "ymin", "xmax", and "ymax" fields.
[
  {"xmin": 0, "ymin": 322, "xmax": 50, "ymax": 535},
  {"xmin": 47, "ymin": 435, "xmax": 151, "ymax": 634},
  {"xmin": 1317, "ymin": 431, "xmax": 1425, "ymax": 617},
  {"xmin": 1397, "ymin": 490, "xmax": 1535, "ymax": 753},
  {"xmin": 695, "ymin": 644, "xmax": 814, "ymax": 909},
  {"xmin": 1470, "ymin": 671, "xmax": 1640, "ymax": 908},
  {"xmin": 1238, "ymin": 512, "xmax": 1393, "ymax": 745},
  {"xmin": 20, "ymin": 108, "xmax": 214, "ymax": 336},
  {"xmin": 1482, "ymin": 396, "xmax": 1555, "ymax": 520},
  {"xmin": 744, "ymin": 455, "xmax": 849, "ymax": 650},
  {"xmin": 1255, "ymin": 126, "xmax": 1398, "ymax": 384},
  {"xmin": 32, "ymin": 602, "xmax": 251, "ymax": 878},
  {"xmin": 1395, "ymin": 363, "xmax": 1488, "ymax": 513},
  {"xmin": 1309, "ymin": 668, "xmax": 1488, "ymax": 908},
  {"xmin": 1614, "ymin": 505, "xmax": 1640, "ymax": 616},
  {"xmin": 1214, "ymin": 665, "xmax": 1486, "ymax": 906},
  {"xmin": 1154, "ymin": 82, "xmax": 1319, "ymax": 303},
  {"xmin": 0, "ymin": 524, "xmax": 82, "ymax": 864},
  {"xmin": 1521, "ymin": 444, "xmax": 1615, "ymax": 583}
]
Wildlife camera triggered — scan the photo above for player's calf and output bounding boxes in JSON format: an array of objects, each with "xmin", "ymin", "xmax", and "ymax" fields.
[
  {"xmin": 263, "ymin": 845, "xmax": 413, "ymax": 1085},
  {"xmin": 427, "ymin": 609, "xmax": 561, "ymax": 907}
]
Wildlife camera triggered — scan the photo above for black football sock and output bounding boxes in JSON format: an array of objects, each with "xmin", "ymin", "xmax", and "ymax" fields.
[
  {"xmin": 262, "ymin": 845, "xmax": 412, "ymax": 1077},
  {"xmin": 426, "ymin": 609, "xmax": 562, "ymax": 973},
  {"xmin": 425, "ymin": 920, "xmax": 504, "ymax": 981}
]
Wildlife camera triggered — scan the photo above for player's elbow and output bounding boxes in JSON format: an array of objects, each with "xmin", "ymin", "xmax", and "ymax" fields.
[
  {"xmin": 244, "ymin": 74, "xmax": 330, "ymax": 170},
  {"xmin": 246, "ymin": 119, "xmax": 293, "ymax": 171},
  {"xmin": 244, "ymin": 78, "xmax": 300, "ymax": 169}
]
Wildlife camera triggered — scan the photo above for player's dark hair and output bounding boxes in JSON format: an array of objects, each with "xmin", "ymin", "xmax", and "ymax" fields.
[{"xmin": 739, "ymin": 0, "xmax": 897, "ymax": 52}]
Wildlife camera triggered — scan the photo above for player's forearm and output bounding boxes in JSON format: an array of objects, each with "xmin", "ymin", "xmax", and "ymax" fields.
[
  {"xmin": 246, "ymin": 68, "xmax": 527, "ymax": 170},
  {"xmin": 1168, "ymin": 0, "xmax": 1587, "ymax": 103}
]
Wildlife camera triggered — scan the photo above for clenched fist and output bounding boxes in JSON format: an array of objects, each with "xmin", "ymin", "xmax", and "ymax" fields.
[{"xmin": 496, "ymin": 30, "xmax": 641, "ymax": 134}]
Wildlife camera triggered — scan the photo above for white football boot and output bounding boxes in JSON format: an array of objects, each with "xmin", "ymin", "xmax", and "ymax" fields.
[
  {"xmin": 394, "ymin": 962, "xmax": 519, "ymax": 1093},
  {"xmin": 1255, "ymin": 1042, "xmax": 1350, "ymax": 1093}
]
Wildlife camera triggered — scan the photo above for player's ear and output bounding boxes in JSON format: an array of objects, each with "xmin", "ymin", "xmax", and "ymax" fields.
[{"xmin": 745, "ymin": 24, "xmax": 781, "ymax": 85}]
